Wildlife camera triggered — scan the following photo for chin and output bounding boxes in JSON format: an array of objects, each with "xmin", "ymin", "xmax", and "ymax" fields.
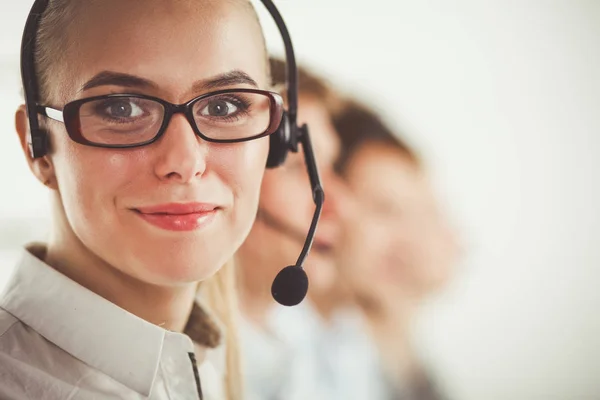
[
  {"xmin": 114, "ymin": 218, "xmax": 239, "ymax": 285},
  {"xmin": 305, "ymin": 252, "xmax": 338, "ymax": 292},
  {"xmin": 129, "ymin": 247, "xmax": 227, "ymax": 286}
]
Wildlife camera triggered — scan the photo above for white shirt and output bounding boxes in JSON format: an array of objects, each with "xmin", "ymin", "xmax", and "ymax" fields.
[
  {"xmin": 240, "ymin": 302, "xmax": 392, "ymax": 400},
  {"xmin": 0, "ymin": 245, "xmax": 226, "ymax": 400},
  {"xmin": 239, "ymin": 311, "xmax": 295, "ymax": 400}
]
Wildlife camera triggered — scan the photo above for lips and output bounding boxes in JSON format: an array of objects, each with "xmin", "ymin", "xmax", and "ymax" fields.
[
  {"xmin": 314, "ymin": 223, "xmax": 339, "ymax": 253},
  {"xmin": 313, "ymin": 241, "xmax": 334, "ymax": 254},
  {"xmin": 133, "ymin": 202, "xmax": 220, "ymax": 232},
  {"xmin": 312, "ymin": 233, "xmax": 337, "ymax": 254}
]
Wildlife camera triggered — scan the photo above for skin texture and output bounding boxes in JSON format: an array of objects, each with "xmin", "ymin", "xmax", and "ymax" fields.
[
  {"xmin": 16, "ymin": 0, "xmax": 270, "ymax": 332},
  {"xmin": 339, "ymin": 143, "xmax": 458, "ymax": 307},
  {"xmin": 237, "ymin": 95, "xmax": 350, "ymax": 325}
]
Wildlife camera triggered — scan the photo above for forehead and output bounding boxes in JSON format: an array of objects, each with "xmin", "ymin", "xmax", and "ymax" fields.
[
  {"xmin": 346, "ymin": 143, "xmax": 428, "ymax": 204},
  {"xmin": 56, "ymin": 0, "xmax": 266, "ymax": 100}
]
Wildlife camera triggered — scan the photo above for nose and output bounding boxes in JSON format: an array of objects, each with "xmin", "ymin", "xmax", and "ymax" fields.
[{"xmin": 153, "ymin": 114, "xmax": 208, "ymax": 183}]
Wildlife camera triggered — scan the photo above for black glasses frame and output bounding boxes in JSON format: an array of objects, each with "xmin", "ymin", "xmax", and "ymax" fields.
[{"xmin": 38, "ymin": 89, "xmax": 284, "ymax": 148}]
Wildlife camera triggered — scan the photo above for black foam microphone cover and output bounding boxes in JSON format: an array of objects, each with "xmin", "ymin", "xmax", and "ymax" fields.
[{"xmin": 271, "ymin": 265, "xmax": 309, "ymax": 306}]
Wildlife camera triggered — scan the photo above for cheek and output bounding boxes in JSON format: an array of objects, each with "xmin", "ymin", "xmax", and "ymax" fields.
[
  {"xmin": 213, "ymin": 138, "xmax": 269, "ymax": 220},
  {"xmin": 356, "ymin": 218, "xmax": 389, "ymax": 258},
  {"xmin": 355, "ymin": 220, "xmax": 404, "ymax": 281},
  {"xmin": 259, "ymin": 172, "xmax": 285, "ymax": 211},
  {"xmin": 341, "ymin": 218, "xmax": 378, "ymax": 278},
  {"xmin": 260, "ymin": 161, "xmax": 313, "ymax": 225},
  {"xmin": 52, "ymin": 138, "xmax": 144, "ymax": 226}
]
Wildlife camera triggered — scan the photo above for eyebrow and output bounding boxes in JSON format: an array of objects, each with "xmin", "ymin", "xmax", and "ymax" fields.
[
  {"xmin": 81, "ymin": 70, "xmax": 259, "ymax": 93},
  {"xmin": 82, "ymin": 71, "xmax": 157, "ymax": 91},
  {"xmin": 195, "ymin": 70, "xmax": 258, "ymax": 91}
]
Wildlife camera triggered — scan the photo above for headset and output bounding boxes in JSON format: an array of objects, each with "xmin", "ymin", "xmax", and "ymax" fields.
[{"xmin": 21, "ymin": 0, "xmax": 323, "ymax": 307}]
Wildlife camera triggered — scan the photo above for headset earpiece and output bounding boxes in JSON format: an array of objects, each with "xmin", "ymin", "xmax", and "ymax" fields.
[
  {"xmin": 266, "ymin": 111, "xmax": 291, "ymax": 168},
  {"xmin": 29, "ymin": 128, "xmax": 48, "ymax": 159}
]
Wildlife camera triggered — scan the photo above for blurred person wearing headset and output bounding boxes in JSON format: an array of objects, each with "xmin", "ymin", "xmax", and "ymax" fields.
[
  {"xmin": 236, "ymin": 60, "xmax": 389, "ymax": 400},
  {"xmin": 334, "ymin": 100, "xmax": 461, "ymax": 400},
  {"xmin": 0, "ymin": 1, "xmax": 323, "ymax": 399}
]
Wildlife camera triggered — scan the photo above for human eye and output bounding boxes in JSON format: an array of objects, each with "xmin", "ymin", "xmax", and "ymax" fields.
[
  {"xmin": 197, "ymin": 94, "xmax": 251, "ymax": 122},
  {"xmin": 91, "ymin": 97, "xmax": 153, "ymax": 124}
]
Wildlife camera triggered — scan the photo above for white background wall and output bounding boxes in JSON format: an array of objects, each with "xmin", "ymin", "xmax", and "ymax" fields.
[{"xmin": 1, "ymin": 1, "xmax": 599, "ymax": 399}]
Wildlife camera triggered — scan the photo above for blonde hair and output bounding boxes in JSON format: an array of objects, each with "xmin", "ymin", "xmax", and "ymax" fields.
[
  {"xmin": 35, "ymin": 0, "xmax": 77, "ymax": 103},
  {"xmin": 201, "ymin": 261, "xmax": 243, "ymax": 400}
]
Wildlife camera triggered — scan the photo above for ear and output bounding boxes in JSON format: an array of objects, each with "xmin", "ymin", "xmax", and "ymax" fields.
[{"xmin": 15, "ymin": 105, "xmax": 57, "ymax": 190}]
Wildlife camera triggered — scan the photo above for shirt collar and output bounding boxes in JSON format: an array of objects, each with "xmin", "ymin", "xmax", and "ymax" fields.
[{"xmin": 0, "ymin": 244, "xmax": 222, "ymax": 396}]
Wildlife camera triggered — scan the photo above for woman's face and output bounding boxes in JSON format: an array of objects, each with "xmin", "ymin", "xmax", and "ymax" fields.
[
  {"xmin": 256, "ymin": 96, "xmax": 348, "ymax": 291},
  {"xmin": 339, "ymin": 143, "xmax": 458, "ymax": 306},
  {"xmin": 27, "ymin": 0, "xmax": 271, "ymax": 285}
]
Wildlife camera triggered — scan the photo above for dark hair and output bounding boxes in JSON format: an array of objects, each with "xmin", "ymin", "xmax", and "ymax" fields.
[
  {"xmin": 333, "ymin": 99, "xmax": 420, "ymax": 174},
  {"xmin": 269, "ymin": 57, "xmax": 341, "ymax": 112}
]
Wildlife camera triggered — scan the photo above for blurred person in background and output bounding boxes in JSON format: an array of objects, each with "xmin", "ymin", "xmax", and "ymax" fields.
[
  {"xmin": 333, "ymin": 100, "xmax": 461, "ymax": 400},
  {"xmin": 236, "ymin": 59, "xmax": 383, "ymax": 400},
  {"xmin": 0, "ymin": 0, "xmax": 300, "ymax": 398}
]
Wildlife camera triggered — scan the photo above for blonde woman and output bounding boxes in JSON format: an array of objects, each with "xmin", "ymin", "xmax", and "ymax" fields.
[{"xmin": 0, "ymin": 0, "xmax": 304, "ymax": 399}]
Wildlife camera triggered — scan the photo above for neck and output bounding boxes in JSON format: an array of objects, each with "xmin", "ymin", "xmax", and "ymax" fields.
[
  {"xmin": 309, "ymin": 283, "xmax": 351, "ymax": 323},
  {"xmin": 360, "ymin": 293, "xmax": 421, "ymax": 380},
  {"xmin": 235, "ymin": 220, "xmax": 294, "ymax": 329},
  {"xmin": 235, "ymin": 253, "xmax": 275, "ymax": 329},
  {"xmin": 236, "ymin": 281, "xmax": 273, "ymax": 329},
  {"xmin": 311, "ymin": 294, "xmax": 337, "ymax": 322},
  {"xmin": 44, "ymin": 199, "xmax": 197, "ymax": 333}
]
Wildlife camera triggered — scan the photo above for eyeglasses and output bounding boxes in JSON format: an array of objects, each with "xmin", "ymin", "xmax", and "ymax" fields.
[{"xmin": 37, "ymin": 88, "xmax": 284, "ymax": 148}]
